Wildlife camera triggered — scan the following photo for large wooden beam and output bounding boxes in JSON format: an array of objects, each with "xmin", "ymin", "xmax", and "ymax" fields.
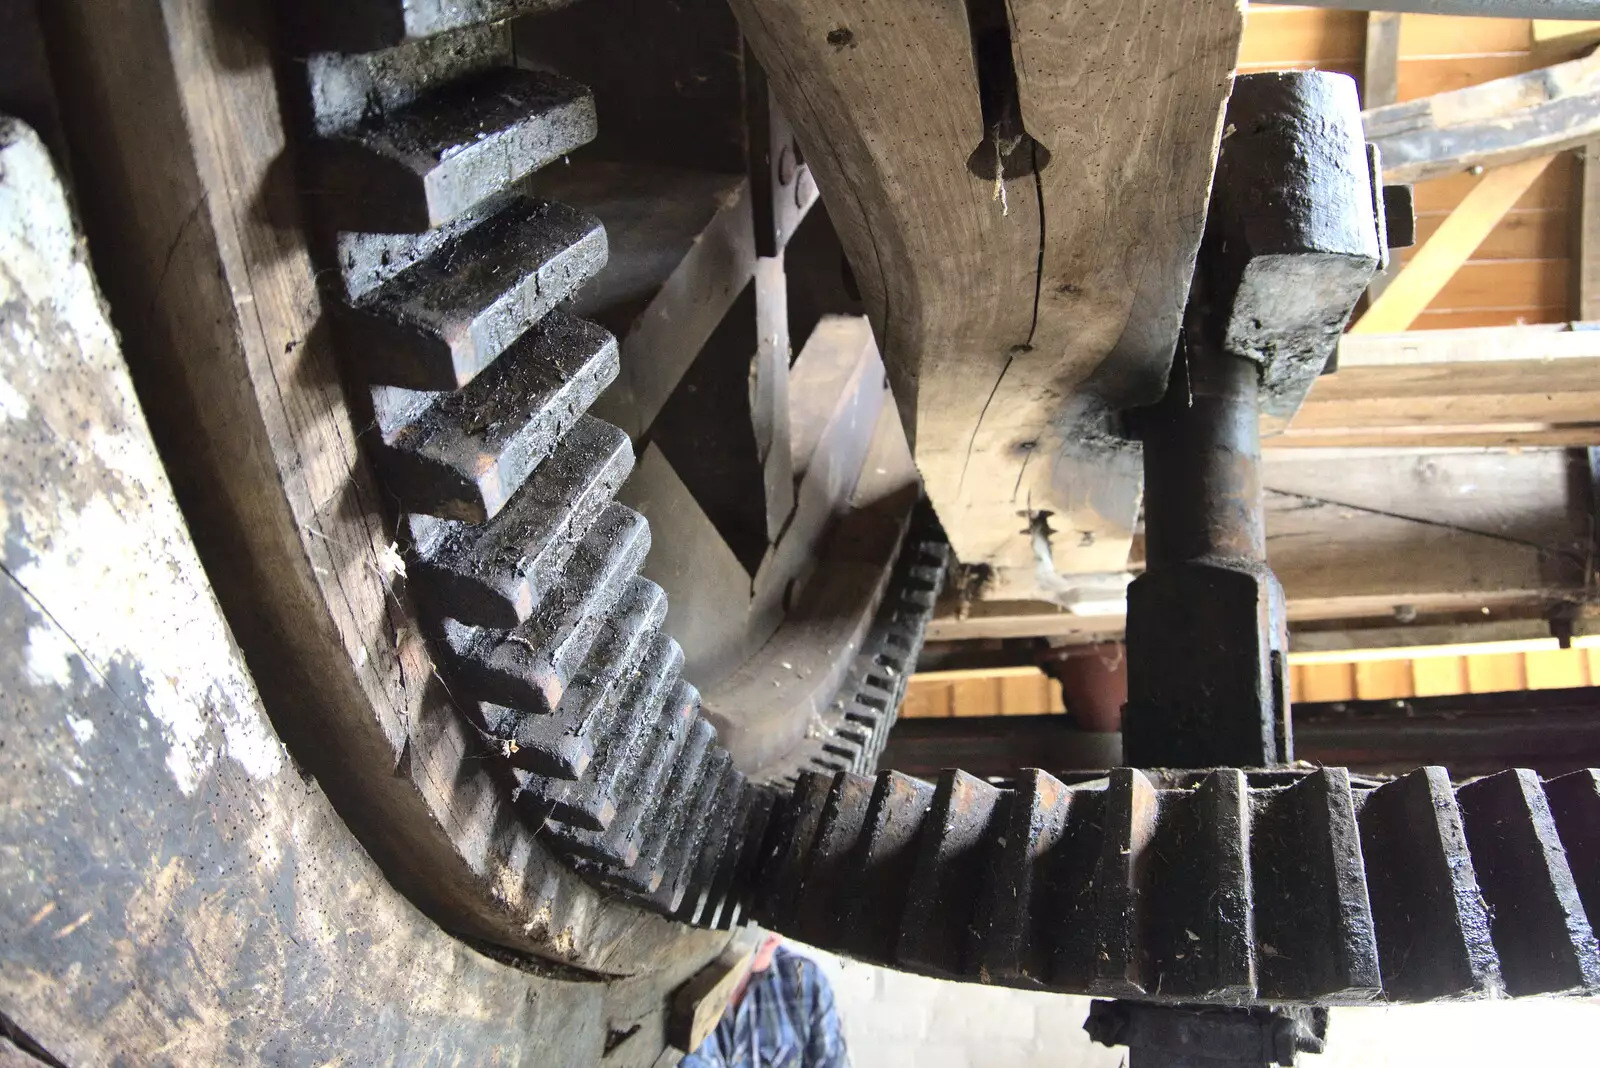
[
  {"xmin": 0, "ymin": 118, "xmax": 624, "ymax": 1064},
  {"xmin": 1264, "ymin": 323, "xmax": 1600, "ymax": 448},
  {"xmin": 1353, "ymin": 155, "xmax": 1556, "ymax": 334},
  {"xmin": 727, "ymin": 0, "xmax": 1243, "ymax": 595},
  {"xmin": 1365, "ymin": 50, "xmax": 1600, "ymax": 183},
  {"xmin": 929, "ymin": 447, "xmax": 1586, "ymax": 640}
]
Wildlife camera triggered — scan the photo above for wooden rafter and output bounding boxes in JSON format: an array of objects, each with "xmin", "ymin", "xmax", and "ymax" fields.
[
  {"xmin": 1365, "ymin": 50, "xmax": 1600, "ymax": 183},
  {"xmin": 1266, "ymin": 322, "xmax": 1600, "ymax": 449}
]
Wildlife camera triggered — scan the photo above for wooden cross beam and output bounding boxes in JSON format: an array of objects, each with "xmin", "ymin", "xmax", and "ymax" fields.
[
  {"xmin": 726, "ymin": 0, "xmax": 1243, "ymax": 599},
  {"xmin": 1265, "ymin": 322, "xmax": 1600, "ymax": 449},
  {"xmin": 1365, "ymin": 49, "xmax": 1600, "ymax": 183}
]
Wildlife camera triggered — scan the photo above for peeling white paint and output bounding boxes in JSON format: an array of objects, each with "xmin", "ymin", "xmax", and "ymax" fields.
[
  {"xmin": 13, "ymin": 426, "xmax": 285, "ymax": 793},
  {"xmin": 24, "ymin": 621, "xmax": 76, "ymax": 688},
  {"xmin": 0, "ymin": 372, "xmax": 27, "ymax": 422},
  {"xmin": 1, "ymin": 120, "xmax": 283, "ymax": 795}
]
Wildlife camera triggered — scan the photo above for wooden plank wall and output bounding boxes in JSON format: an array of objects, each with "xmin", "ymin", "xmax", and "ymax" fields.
[
  {"xmin": 903, "ymin": 644, "xmax": 1600, "ymax": 718},
  {"xmin": 1293, "ymin": 643, "xmax": 1600, "ymax": 701},
  {"xmin": 1241, "ymin": 6, "xmax": 1575, "ymax": 329},
  {"xmin": 902, "ymin": 668, "xmax": 1066, "ymax": 719}
]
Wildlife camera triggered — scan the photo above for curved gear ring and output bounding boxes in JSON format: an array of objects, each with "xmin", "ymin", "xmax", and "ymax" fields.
[
  {"xmin": 746, "ymin": 764, "xmax": 1600, "ymax": 1006},
  {"xmin": 275, "ymin": 2, "xmax": 1600, "ymax": 1008},
  {"xmin": 283, "ymin": 0, "xmax": 946, "ymax": 929}
]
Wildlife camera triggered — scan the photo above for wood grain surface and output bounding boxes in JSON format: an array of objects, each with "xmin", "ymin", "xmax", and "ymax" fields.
[
  {"xmin": 729, "ymin": 0, "xmax": 1243, "ymax": 592},
  {"xmin": 37, "ymin": 0, "xmax": 720, "ymax": 974}
]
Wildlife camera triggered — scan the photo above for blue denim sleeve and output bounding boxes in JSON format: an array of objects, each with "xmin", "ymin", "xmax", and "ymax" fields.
[
  {"xmin": 796, "ymin": 956, "xmax": 850, "ymax": 1068},
  {"xmin": 679, "ymin": 1047, "xmax": 720, "ymax": 1068}
]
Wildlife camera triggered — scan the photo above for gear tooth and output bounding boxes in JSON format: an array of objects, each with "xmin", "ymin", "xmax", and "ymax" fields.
[
  {"xmin": 834, "ymin": 724, "xmax": 870, "ymax": 748},
  {"xmin": 835, "ymin": 772, "xmax": 936, "ymax": 960},
  {"xmin": 651, "ymin": 747, "xmax": 733, "ymax": 912},
  {"xmin": 481, "ymin": 577, "xmax": 664, "ymax": 780},
  {"xmin": 303, "ymin": 27, "xmax": 511, "ymax": 132},
  {"xmin": 291, "ymin": 0, "xmax": 574, "ymax": 52},
  {"xmin": 509, "ymin": 766, "xmax": 564, "ymax": 829},
  {"xmin": 611, "ymin": 719, "xmax": 716, "ymax": 893},
  {"xmin": 1358, "ymin": 766, "xmax": 1501, "ymax": 1000},
  {"xmin": 539, "ymin": 630, "xmax": 681, "ymax": 831},
  {"xmin": 443, "ymin": 503, "xmax": 650, "ymax": 714},
  {"xmin": 1135, "ymin": 769, "xmax": 1255, "ymax": 1001},
  {"xmin": 700, "ymin": 775, "xmax": 755, "ymax": 931},
  {"xmin": 333, "ymin": 197, "xmax": 606, "ymax": 390},
  {"xmin": 374, "ymin": 313, "xmax": 618, "ymax": 523},
  {"xmin": 676, "ymin": 767, "xmax": 745, "ymax": 927},
  {"xmin": 1455, "ymin": 769, "xmax": 1600, "ymax": 996},
  {"xmin": 1543, "ymin": 769, "xmax": 1600, "ymax": 939},
  {"xmin": 409, "ymin": 417, "xmax": 633, "ymax": 626},
  {"xmin": 477, "ymin": 699, "xmax": 590, "ymax": 782},
  {"xmin": 756, "ymin": 773, "xmax": 835, "ymax": 931},
  {"xmin": 724, "ymin": 788, "xmax": 781, "ymax": 922},
  {"xmin": 821, "ymin": 737, "xmax": 865, "ymax": 766},
  {"xmin": 972, "ymin": 769, "xmax": 1076, "ymax": 987},
  {"xmin": 615, "ymin": 680, "xmax": 700, "ymax": 829},
  {"xmin": 710, "ymin": 781, "xmax": 768, "ymax": 931},
  {"xmin": 792, "ymin": 773, "xmax": 876, "ymax": 949},
  {"xmin": 313, "ymin": 68, "xmax": 596, "ymax": 232},
  {"xmin": 550, "ymin": 673, "xmax": 695, "ymax": 866},
  {"xmin": 1252, "ymin": 767, "xmax": 1381, "ymax": 1001},
  {"xmin": 747, "ymin": 783, "xmax": 799, "ymax": 920},
  {"xmin": 1088, "ymin": 768, "xmax": 1159, "ymax": 997},
  {"xmin": 896, "ymin": 770, "xmax": 1007, "ymax": 978},
  {"xmin": 1042, "ymin": 782, "xmax": 1110, "ymax": 993}
]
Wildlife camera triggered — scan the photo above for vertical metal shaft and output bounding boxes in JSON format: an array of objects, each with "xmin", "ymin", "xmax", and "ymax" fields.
[
  {"xmin": 1123, "ymin": 339, "xmax": 1290, "ymax": 770},
  {"xmin": 1140, "ymin": 342, "xmax": 1265, "ymax": 571}
]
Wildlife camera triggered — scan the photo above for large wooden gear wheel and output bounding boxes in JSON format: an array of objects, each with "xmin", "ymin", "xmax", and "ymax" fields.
[{"xmin": 1, "ymin": 0, "xmax": 943, "ymax": 1062}]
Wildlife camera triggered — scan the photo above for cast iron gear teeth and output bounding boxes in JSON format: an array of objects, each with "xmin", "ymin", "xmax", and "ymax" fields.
[
  {"xmin": 281, "ymin": 4, "xmax": 1600, "ymax": 1023},
  {"xmin": 760, "ymin": 502, "xmax": 950, "ymax": 788},
  {"xmin": 286, "ymin": 4, "xmax": 754, "ymax": 908},
  {"xmin": 738, "ymin": 764, "xmax": 1600, "ymax": 1006}
]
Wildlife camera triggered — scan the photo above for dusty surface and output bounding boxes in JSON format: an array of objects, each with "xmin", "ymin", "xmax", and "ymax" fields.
[{"xmin": 0, "ymin": 116, "xmax": 609, "ymax": 1066}]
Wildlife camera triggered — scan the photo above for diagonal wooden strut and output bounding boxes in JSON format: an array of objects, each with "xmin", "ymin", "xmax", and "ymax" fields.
[{"xmin": 1353, "ymin": 154, "xmax": 1556, "ymax": 335}]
